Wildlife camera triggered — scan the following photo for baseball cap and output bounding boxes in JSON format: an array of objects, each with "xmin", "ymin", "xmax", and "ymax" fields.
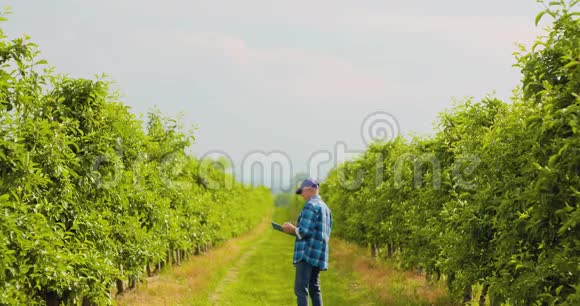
[{"xmin": 295, "ymin": 178, "xmax": 319, "ymax": 195}]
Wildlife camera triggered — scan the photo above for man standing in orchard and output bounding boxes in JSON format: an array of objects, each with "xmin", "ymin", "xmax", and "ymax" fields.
[{"xmin": 283, "ymin": 178, "xmax": 333, "ymax": 306}]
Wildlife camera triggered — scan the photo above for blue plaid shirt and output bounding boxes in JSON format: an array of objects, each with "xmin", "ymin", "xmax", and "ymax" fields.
[{"xmin": 293, "ymin": 194, "xmax": 333, "ymax": 270}]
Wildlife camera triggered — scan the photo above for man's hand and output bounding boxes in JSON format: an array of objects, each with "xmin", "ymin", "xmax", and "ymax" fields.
[{"xmin": 282, "ymin": 222, "xmax": 296, "ymax": 235}]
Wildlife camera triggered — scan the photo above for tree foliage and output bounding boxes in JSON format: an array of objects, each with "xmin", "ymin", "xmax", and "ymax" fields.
[
  {"xmin": 0, "ymin": 12, "xmax": 271, "ymax": 305},
  {"xmin": 324, "ymin": 1, "xmax": 579, "ymax": 304}
]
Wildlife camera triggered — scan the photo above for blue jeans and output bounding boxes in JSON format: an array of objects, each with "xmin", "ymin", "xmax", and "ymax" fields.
[{"xmin": 294, "ymin": 260, "xmax": 322, "ymax": 306}]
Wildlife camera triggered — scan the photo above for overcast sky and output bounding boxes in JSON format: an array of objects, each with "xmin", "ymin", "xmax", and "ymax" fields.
[{"xmin": 4, "ymin": 0, "xmax": 547, "ymax": 190}]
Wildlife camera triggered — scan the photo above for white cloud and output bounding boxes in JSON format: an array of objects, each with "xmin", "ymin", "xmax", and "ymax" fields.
[
  {"xmin": 126, "ymin": 29, "xmax": 402, "ymax": 102},
  {"xmin": 104, "ymin": 0, "xmax": 543, "ymax": 53}
]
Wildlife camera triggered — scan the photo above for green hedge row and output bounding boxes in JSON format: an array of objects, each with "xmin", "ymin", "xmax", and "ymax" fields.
[
  {"xmin": 323, "ymin": 2, "xmax": 578, "ymax": 305},
  {"xmin": 0, "ymin": 16, "xmax": 272, "ymax": 305}
]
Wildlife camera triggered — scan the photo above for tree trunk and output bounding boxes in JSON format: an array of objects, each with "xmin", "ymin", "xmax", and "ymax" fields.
[
  {"xmin": 128, "ymin": 277, "xmax": 136, "ymax": 290},
  {"xmin": 45, "ymin": 291, "xmax": 59, "ymax": 306},
  {"xmin": 116, "ymin": 279, "xmax": 124, "ymax": 295},
  {"xmin": 446, "ymin": 272, "xmax": 455, "ymax": 289},
  {"xmin": 146, "ymin": 263, "xmax": 153, "ymax": 276},
  {"xmin": 82, "ymin": 297, "xmax": 97, "ymax": 306},
  {"xmin": 479, "ymin": 283, "xmax": 490, "ymax": 306},
  {"xmin": 387, "ymin": 243, "xmax": 394, "ymax": 257},
  {"xmin": 463, "ymin": 285, "xmax": 473, "ymax": 304}
]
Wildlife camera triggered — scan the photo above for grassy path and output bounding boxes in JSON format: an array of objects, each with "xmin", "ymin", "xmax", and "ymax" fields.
[
  {"xmin": 207, "ymin": 240, "xmax": 259, "ymax": 304},
  {"xmin": 209, "ymin": 221, "xmax": 383, "ymax": 306},
  {"xmin": 116, "ymin": 209, "xmax": 450, "ymax": 306}
]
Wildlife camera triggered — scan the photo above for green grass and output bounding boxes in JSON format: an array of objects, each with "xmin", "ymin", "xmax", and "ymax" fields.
[
  {"xmin": 198, "ymin": 209, "xmax": 384, "ymax": 306},
  {"xmin": 117, "ymin": 207, "xmax": 450, "ymax": 306}
]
